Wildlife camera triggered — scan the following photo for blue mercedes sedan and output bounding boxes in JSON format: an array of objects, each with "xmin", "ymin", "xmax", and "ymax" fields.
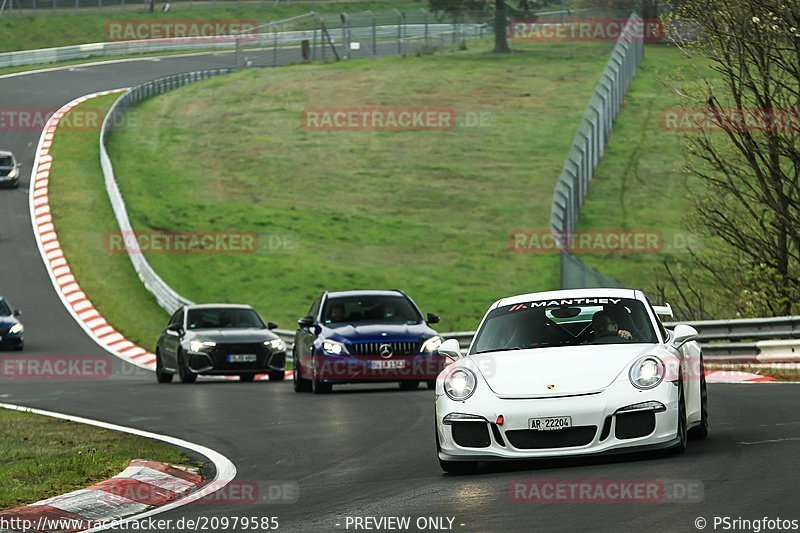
[{"xmin": 293, "ymin": 289, "xmax": 445, "ymax": 394}]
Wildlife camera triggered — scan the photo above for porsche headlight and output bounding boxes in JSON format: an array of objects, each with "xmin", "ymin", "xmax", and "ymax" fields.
[
  {"xmin": 264, "ymin": 338, "xmax": 285, "ymax": 351},
  {"xmin": 444, "ymin": 368, "xmax": 477, "ymax": 401},
  {"xmin": 420, "ymin": 336, "xmax": 443, "ymax": 353},
  {"xmin": 321, "ymin": 339, "xmax": 346, "ymax": 355},
  {"xmin": 629, "ymin": 356, "xmax": 665, "ymax": 389},
  {"xmin": 9, "ymin": 323, "xmax": 23, "ymax": 335},
  {"xmin": 189, "ymin": 339, "xmax": 216, "ymax": 353}
]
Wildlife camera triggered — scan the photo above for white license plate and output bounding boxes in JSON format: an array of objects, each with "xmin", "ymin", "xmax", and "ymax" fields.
[
  {"xmin": 369, "ymin": 360, "xmax": 406, "ymax": 369},
  {"xmin": 529, "ymin": 416, "xmax": 572, "ymax": 431},
  {"xmin": 227, "ymin": 354, "xmax": 257, "ymax": 363}
]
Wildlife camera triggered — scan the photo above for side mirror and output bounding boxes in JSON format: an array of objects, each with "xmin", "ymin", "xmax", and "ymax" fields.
[
  {"xmin": 297, "ymin": 316, "xmax": 315, "ymax": 328},
  {"xmin": 426, "ymin": 312, "xmax": 440, "ymax": 324},
  {"xmin": 437, "ymin": 338, "xmax": 462, "ymax": 360},
  {"xmin": 671, "ymin": 324, "xmax": 698, "ymax": 349},
  {"xmin": 167, "ymin": 324, "xmax": 182, "ymax": 334},
  {"xmin": 13, "ymin": 309, "xmax": 21, "ymax": 317},
  {"xmin": 16, "ymin": 163, "xmax": 21, "ymax": 169},
  {"xmin": 267, "ymin": 321, "xmax": 278, "ymax": 330}
]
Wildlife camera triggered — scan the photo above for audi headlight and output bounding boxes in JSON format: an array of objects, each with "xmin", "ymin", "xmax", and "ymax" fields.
[
  {"xmin": 420, "ymin": 336, "xmax": 443, "ymax": 353},
  {"xmin": 265, "ymin": 338, "xmax": 285, "ymax": 351},
  {"xmin": 9, "ymin": 323, "xmax": 23, "ymax": 335},
  {"xmin": 444, "ymin": 368, "xmax": 477, "ymax": 401},
  {"xmin": 629, "ymin": 356, "xmax": 665, "ymax": 389},
  {"xmin": 189, "ymin": 339, "xmax": 216, "ymax": 353},
  {"xmin": 321, "ymin": 339, "xmax": 346, "ymax": 355}
]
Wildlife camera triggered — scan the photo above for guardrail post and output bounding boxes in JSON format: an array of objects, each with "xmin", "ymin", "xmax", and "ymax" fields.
[
  {"xmin": 370, "ymin": 10, "xmax": 377, "ymax": 57},
  {"xmin": 272, "ymin": 22, "xmax": 278, "ymax": 67},
  {"xmin": 394, "ymin": 8, "xmax": 402, "ymax": 55}
]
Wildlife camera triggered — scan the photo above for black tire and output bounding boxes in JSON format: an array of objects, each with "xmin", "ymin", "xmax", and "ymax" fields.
[
  {"xmin": 426, "ymin": 380, "xmax": 436, "ymax": 390},
  {"xmin": 399, "ymin": 380, "xmax": 420, "ymax": 391},
  {"xmin": 293, "ymin": 351, "xmax": 311, "ymax": 392},
  {"xmin": 689, "ymin": 360, "xmax": 709, "ymax": 440},
  {"xmin": 268, "ymin": 370, "xmax": 285, "ymax": 382},
  {"xmin": 312, "ymin": 376, "xmax": 332, "ymax": 394},
  {"xmin": 177, "ymin": 350, "xmax": 197, "ymax": 384},
  {"xmin": 155, "ymin": 351, "xmax": 173, "ymax": 384},
  {"xmin": 13, "ymin": 343, "xmax": 23, "ymax": 351},
  {"xmin": 239, "ymin": 373, "xmax": 257, "ymax": 382},
  {"xmin": 669, "ymin": 378, "xmax": 688, "ymax": 454}
]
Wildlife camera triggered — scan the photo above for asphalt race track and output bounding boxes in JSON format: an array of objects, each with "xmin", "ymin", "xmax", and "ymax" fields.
[{"xmin": 1, "ymin": 51, "xmax": 800, "ymax": 533}]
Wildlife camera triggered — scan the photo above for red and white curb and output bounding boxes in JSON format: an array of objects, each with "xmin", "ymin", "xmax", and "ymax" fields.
[
  {"xmin": 28, "ymin": 89, "xmax": 159, "ymax": 371},
  {"xmin": 705, "ymin": 370, "xmax": 776, "ymax": 383},
  {"xmin": 0, "ymin": 460, "xmax": 202, "ymax": 532}
]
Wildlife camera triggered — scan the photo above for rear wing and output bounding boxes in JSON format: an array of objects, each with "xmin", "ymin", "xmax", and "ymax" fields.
[{"xmin": 653, "ymin": 303, "xmax": 674, "ymax": 318}]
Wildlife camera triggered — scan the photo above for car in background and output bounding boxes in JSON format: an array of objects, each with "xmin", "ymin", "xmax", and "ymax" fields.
[
  {"xmin": 0, "ymin": 151, "xmax": 21, "ymax": 189},
  {"xmin": 0, "ymin": 296, "xmax": 24, "ymax": 350},
  {"xmin": 434, "ymin": 288, "xmax": 708, "ymax": 474},
  {"xmin": 293, "ymin": 289, "xmax": 445, "ymax": 394},
  {"xmin": 155, "ymin": 304, "xmax": 287, "ymax": 384}
]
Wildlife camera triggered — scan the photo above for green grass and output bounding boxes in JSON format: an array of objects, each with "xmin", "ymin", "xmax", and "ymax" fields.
[
  {"xmin": 575, "ymin": 44, "xmax": 712, "ymax": 293},
  {"xmin": 48, "ymin": 93, "xmax": 170, "ymax": 351},
  {"xmin": 0, "ymin": 408, "xmax": 186, "ymax": 509},
  {"xmin": 0, "ymin": 1, "xmax": 420, "ymax": 53},
  {"xmin": 106, "ymin": 41, "xmax": 615, "ymax": 332}
]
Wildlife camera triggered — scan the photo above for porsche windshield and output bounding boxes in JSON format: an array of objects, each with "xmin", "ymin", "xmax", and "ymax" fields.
[{"xmin": 471, "ymin": 297, "xmax": 658, "ymax": 354}]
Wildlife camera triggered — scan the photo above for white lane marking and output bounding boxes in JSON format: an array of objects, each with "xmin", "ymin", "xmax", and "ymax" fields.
[
  {"xmin": 738, "ymin": 437, "xmax": 800, "ymax": 445},
  {"xmin": 0, "ymin": 402, "xmax": 236, "ymax": 532}
]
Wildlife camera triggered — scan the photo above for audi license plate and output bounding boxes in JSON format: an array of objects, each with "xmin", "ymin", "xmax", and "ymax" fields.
[
  {"xmin": 529, "ymin": 416, "xmax": 572, "ymax": 431},
  {"xmin": 227, "ymin": 354, "xmax": 257, "ymax": 363},
  {"xmin": 369, "ymin": 360, "xmax": 406, "ymax": 369}
]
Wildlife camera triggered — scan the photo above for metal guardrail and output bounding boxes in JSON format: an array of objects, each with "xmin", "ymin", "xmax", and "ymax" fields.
[{"xmin": 548, "ymin": 13, "xmax": 644, "ymax": 289}]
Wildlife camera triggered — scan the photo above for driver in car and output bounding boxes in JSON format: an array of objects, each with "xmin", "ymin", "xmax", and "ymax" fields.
[
  {"xmin": 329, "ymin": 304, "xmax": 345, "ymax": 323},
  {"xmin": 591, "ymin": 311, "xmax": 632, "ymax": 343}
]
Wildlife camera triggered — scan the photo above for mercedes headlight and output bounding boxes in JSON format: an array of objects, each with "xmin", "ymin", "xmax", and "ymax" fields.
[
  {"xmin": 444, "ymin": 368, "xmax": 477, "ymax": 401},
  {"xmin": 189, "ymin": 339, "xmax": 216, "ymax": 353},
  {"xmin": 265, "ymin": 338, "xmax": 285, "ymax": 351},
  {"xmin": 629, "ymin": 356, "xmax": 665, "ymax": 389},
  {"xmin": 420, "ymin": 336, "xmax": 443, "ymax": 353},
  {"xmin": 9, "ymin": 323, "xmax": 23, "ymax": 335},
  {"xmin": 321, "ymin": 339, "xmax": 346, "ymax": 355}
]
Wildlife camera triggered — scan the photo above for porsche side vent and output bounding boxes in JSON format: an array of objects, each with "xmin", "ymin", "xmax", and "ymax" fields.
[
  {"xmin": 599, "ymin": 416, "xmax": 613, "ymax": 441},
  {"xmin": 490, "ymin": 423, "xmax": 506, "ymax": 447},
  {"xmin": 451, "ymin": 422, "xmax": 491, "ymax": 448},
  {"xmin": 615, "ymin": 411, "xmax": 656, "ymax": 440}
]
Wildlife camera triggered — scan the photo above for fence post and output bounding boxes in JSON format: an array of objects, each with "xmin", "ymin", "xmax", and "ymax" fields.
[
  {"xmin": 422, "ymin": 8, "xmax": 428, "ymax": 44},
  {"xmin": 272, "ymin": 22, "xmax": 278, "ymax": 67},
  {"xmin": 394, "ymin": 9, "xmax": 402, "ymax": 55},
  {"xmin": 312, "ymin": 12, "xmax": 318, "ymax": 61},
  {"xmin": 341, "ymin": 12, "xmax": 350, "ymax": 59},
  {"xmin": 370, "ymin": 10, "xmax": 376, "ymax": 56}
]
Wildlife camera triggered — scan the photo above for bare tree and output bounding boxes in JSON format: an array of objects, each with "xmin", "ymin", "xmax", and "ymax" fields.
[{"xmin": 659, "ymin": 0, "xmax": 800, "ymax": 318}]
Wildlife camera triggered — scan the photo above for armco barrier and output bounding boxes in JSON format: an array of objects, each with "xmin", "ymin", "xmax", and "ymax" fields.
[{"xmin": 549, "ymin": 12, "xmax": 644, "ymax": 289}]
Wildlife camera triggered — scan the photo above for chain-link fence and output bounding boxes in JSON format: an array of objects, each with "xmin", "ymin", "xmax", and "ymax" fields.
[{"xmin": 548, "ymin": 12, "xmax": 644, "ymax": 289}]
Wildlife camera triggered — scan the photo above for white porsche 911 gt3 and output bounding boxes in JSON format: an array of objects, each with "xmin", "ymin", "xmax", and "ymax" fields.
[{"xmin": 434, "ymin": 288, "xmax": 708, "ymax": 474}]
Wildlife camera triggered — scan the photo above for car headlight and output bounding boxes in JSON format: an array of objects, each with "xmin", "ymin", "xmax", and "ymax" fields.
[
  {"xmin": 265, "ymin": 338, "xmax": 285, "ymax": 351},
  {"xmin": 8, "ymin": 167, "xmax": 18, "ymax": 179},
  {"xmin": 629, "ymin": 356, "xmax": 665, "ymax": 389},
  {"xmin": 9, "ymin": 323, "xmax": 23, "ymax": 335},
  {"xmin": 420, "ymin": 335, "xmax": 443, "ymax": 353},
  {"xmin": 444, "ymin": 368, "xmax": 477, "ymax": 401},
  {"xmin": 189, "ymin": 339, "xmax": 216, "ymax": 353},
  {"xmin": 321, "ymin": 339, "xmax": 347, "ymax": 355}
]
